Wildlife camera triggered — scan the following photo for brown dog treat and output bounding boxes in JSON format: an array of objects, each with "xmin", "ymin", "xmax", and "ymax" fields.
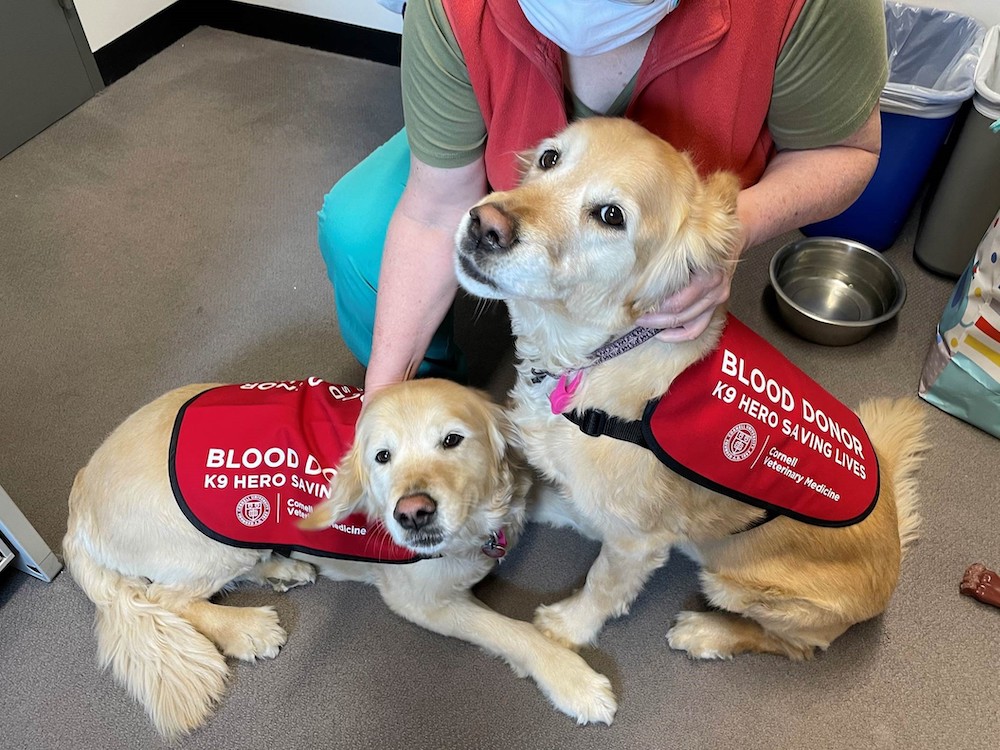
[{"xmin": 960, "ymin": 563, "xmax": 1000, "ymax": 608}]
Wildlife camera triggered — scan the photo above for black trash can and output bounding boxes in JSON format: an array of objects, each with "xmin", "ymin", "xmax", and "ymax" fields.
[{"xmin": 914, "ymin": 25, "xmax": 1000, "ymax": 278}]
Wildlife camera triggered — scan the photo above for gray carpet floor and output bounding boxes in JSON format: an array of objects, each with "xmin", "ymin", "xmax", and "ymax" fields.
[{"xmin": 2, "ymin": 27, "xmax": 998, "ymax": 750}]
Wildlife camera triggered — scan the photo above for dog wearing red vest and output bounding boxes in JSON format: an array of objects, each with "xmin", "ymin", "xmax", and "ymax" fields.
[
  {"xmin": 455, "ymin": 117, "xmax": 927, "ymax": 662},
  {"xmin": 63, "ymin": 379, "xmax": 616, "ymax": 738}
]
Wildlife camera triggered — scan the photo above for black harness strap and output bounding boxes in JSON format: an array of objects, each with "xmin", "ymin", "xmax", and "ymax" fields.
[
  {"xmin": 564, "ymin": 408, "xmax": 648, "ymax": 447},
  {"xmin": 563, "ymin": 408, "xmax": 775, "ymax": 533}
]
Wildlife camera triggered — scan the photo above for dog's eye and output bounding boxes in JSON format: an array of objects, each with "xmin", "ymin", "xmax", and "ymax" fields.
[
  {"xmin": 442, "ymin": 433, "xmax": 464, "ymax": 449},
  {"xmin": 594, "ymin": 204, "xmax": 625, "ymax": 229},
  {"xmin": 374, "ymin": 449, "xmax": 391, "ymax": 464},
  {"xmin": 538, "ymin": 149, "xmax": 559, "ymax": 170}
]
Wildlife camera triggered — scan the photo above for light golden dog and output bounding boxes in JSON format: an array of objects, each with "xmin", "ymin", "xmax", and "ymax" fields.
[
  {"xmin": 455, "ymin": 117, "xmax": 926, "ymax": 661},
  {"xmin": 63, "ymin": 378, "xmax": 616, "ymax": 738}
]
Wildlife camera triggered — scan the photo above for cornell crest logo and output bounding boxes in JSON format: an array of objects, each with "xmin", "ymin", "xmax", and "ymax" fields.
[
  {"xmin": 236, "ymin": 493, "xmax": 271, "ymax": 527},
  {"xmin": 722, "ymin": 422, "xmax": 757, "ymax": 462}
]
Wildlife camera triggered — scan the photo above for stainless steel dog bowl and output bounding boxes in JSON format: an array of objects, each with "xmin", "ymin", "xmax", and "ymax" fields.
[{"xmin": 769, "ymin": 237, "xmax": 906, "ymax": 346}]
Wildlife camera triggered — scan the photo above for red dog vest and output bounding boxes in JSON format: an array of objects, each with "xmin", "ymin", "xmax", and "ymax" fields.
[
  {"xmin": 169, "ymin": 379, "xmax": 422, "ymax": 563},
  {"xmin": 643, "ymin": 317, "xmax": 879, "ymax": 526},
  {"xmin": 566, "ymin": 317, "xmax": 879, "ymax": 527}
]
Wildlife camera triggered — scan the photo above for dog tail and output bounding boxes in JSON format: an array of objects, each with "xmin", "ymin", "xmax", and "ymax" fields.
[
  {"xmin": 857, "ymin": 398, "xmax": 928, "ymax": 558},
  {"xmin": 63, "ymin": 491, "xmax": 228, "ymax": 739}
]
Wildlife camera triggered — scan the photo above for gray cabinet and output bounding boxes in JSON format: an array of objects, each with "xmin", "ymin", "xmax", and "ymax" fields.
[{"xmin": 1, "ymin": 0, "xmax": 103, "ymax": 158}]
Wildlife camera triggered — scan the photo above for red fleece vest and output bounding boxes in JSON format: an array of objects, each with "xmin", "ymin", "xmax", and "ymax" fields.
[
  {"xmin": 442, "ymin": 0, "xmax": 807, "ymax": 191},
  {"xmin": 169, "ymin": 379, "xmax": 422, "ymax": 563},
  {"xmin": 643, "ymin": 316, "xmax": 879, "ymax": 526}
]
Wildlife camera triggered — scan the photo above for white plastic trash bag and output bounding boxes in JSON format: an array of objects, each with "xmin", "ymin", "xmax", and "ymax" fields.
[
  {"xmin": 882, "ymin": 2, "xmax": 985, "ymax": 117},
  {"xmin": 376, "ymin": 0, "xmax": 406, "ymax": 14},
  {"xmin": 974, "ymin": 26, "xmax": 1000, "ymax": 121}
]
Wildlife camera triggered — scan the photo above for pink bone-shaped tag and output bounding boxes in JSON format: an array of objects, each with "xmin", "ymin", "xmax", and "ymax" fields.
[{"xmin": 548, "ymin": 370, "xmax": 584, "ymax": 414}]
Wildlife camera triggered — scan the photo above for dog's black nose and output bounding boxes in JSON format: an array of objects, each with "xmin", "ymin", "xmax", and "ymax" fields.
[
  {"xmin": 393, "ymin": 494, "xmax": 437, "ymax": 531},
  {"xmin": 468, "ymin": 202, "xmax": 514, "ymax": 253}
]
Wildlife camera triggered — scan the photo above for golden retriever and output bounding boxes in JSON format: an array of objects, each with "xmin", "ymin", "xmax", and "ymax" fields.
[
  {"xmin": 63, "ymin": 378, "xmax": 616, "ymax": 738},
  {"xmin": 455, "ymin": 117, "xmax": 926, "ymax": 661}
]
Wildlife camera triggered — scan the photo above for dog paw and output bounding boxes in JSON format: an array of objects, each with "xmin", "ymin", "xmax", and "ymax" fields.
[
  {"xmin": 666, "ymin": 611, "xmax": 737, "ymax": 660},
  {"xmin": 533, "ymin": 602, "xmax": 592, "ymax": 650},
  {"xmin": 667, "ymin": 610, "xmax": 817, "ymax": 660},
  {"xmin": 261, "ymin": 558, "xmax": 316, "ymax": 592},
  {"xmin": 544, "ymin": 661, "xmax": 617, "ymax": 726},
  {"xmin": 219, "ymin": 606, "xmax": 288, "ymax": 662}
]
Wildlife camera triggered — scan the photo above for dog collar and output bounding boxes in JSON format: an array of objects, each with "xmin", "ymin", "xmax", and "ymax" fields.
[
  {"xmin": 530, "ymin": 326, "xmax": 663, "ymax": 413},
  {"xmin": 481, "ymin": 528, "xmax": 508, "ymax": 559}
]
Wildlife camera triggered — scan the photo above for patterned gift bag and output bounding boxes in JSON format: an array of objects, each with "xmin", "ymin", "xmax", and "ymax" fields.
[{"xmin": 919, "ymin": 209, "xmax": 1000, "ymax": 437}]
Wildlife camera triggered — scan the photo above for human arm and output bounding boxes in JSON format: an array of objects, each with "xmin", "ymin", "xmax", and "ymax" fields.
[
  {"xmin": 365, "ymin": 0, "xmax": 488, "ymax": 395},
  {"xmin": 738, "ymin": 105, "xmax": 882, "ymax": 253},
  {"xmin": 364, "ymin": 155, "xmax": 488, "ymax": 395},
  {"xmin": 637, "ymin": 106, "xmax": 881, "ymax": 340},
  {"xmin": 637, "ymin": 0, "xmax": 887, "ymax": 341}
]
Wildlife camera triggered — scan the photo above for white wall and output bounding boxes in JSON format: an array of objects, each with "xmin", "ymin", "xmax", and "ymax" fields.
[
  {"xmin": 73, "ymin": 0, "xmax": 402, "ymax": 52},
  {"xmin": 71, "ymin": 1, "xmax": 999, "ymax": 56},
  {"xmin": 75, "ymin": 0, "xmax": 178, "ymax": 51},
  {"xmin": 237, "ymin": 1, "xmax": 403, "ymax": 34},
  {"xmin": 907, "ymin": 1, "xmax": 1000, "ymax": 27}
]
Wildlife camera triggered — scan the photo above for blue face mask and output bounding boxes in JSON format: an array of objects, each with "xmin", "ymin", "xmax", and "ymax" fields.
[{"xmin": 518, "ymin": 0, "xmax": 680, "ymax": 57}]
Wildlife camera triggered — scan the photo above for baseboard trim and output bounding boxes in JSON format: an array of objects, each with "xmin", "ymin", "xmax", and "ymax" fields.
[
  {"xmin": 94, "ymin": 0, "xmax": 401, "ymax": 86},
  {"xmin": 93, "ymin": 1, "xmax": 201, "ymax": 86},
  {"xmin": 202, "ymin": 2, "xmax": 402, "ymax": 67}
]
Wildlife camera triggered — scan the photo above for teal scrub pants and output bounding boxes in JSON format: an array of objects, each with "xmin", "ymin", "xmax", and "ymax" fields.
[{"xmin": 317, "ymin": 129, "xmax": 464, "ymax": 377}]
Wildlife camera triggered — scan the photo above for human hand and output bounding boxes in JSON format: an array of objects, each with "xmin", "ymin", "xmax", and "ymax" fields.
[
  {"xmin": 635, "ymin": 266, "xmax": 733, "ymax": 342},
  {"xmin": 362, "ymin": 371, "xmax": 412, "ymax": 407}
]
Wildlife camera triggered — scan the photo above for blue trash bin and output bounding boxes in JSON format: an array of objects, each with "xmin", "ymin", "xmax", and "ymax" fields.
[{"xmin": 802, "ymin": 2, "xmax": 985, "ymax": 251}]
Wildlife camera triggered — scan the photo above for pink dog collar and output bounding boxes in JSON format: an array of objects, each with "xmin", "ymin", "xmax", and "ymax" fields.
[{"xmin": 542, "ymin": 326, "xmax": 663, "ymax": 414}]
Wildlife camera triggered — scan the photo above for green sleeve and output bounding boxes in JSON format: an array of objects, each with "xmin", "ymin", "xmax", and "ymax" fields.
[
  {"xmin": 769, "ymin": 0, "xmax": 888, "ymax": 150},
  {"xmin": 400, "ymin": 0, "xmax": 487, "ymax": 168}
]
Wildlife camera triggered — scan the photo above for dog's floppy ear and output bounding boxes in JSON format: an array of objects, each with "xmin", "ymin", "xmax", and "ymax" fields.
[
  {"xmin": 297, "ymin": 442, "xmax": 369, "ymax": 531},
  {"xmin": 628, "ymin": 170, "xmax": 741, "ymax": 316},
  {"xmin": 484, "ymin": 400, "xmax": 522, "ymax": 465}
]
